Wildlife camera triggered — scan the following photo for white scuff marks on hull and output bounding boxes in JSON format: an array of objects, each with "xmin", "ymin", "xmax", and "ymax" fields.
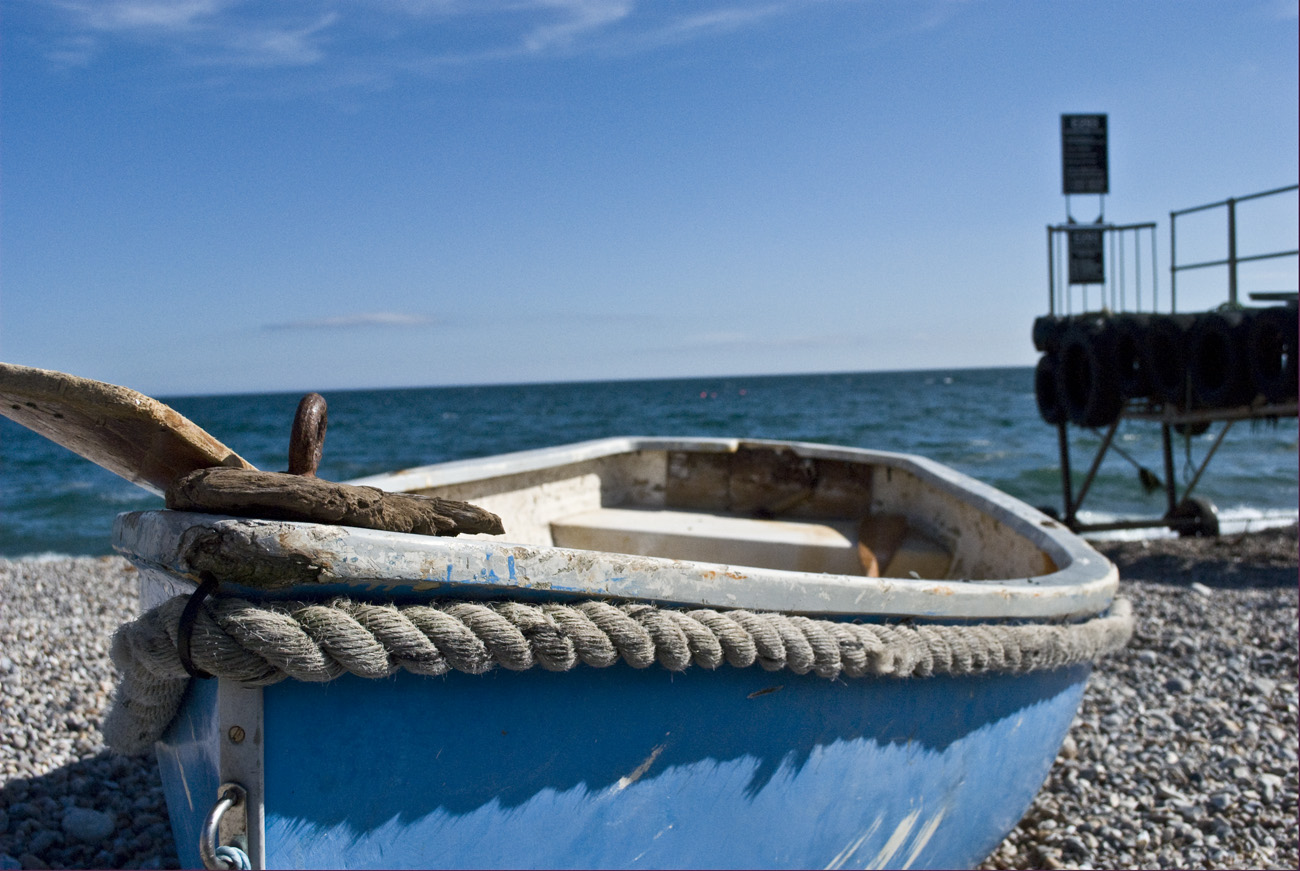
[
  {"xmin": 616, "ymin": 742, "xmax": 666, "ymax": 790},
  {"xmin": 824, "ymin": 816, "xmax": 882, "ymax": 870},
  {"xmin": 629, "ymin": 824, "xmax": 675, "ymax": 865},
  {"xmin": 864, "ymin": 807, "xmax": 920, "ymax": 870},
  {"xmin": 160, "ymin": 743, "xmax": 194, "ymax": 814},
  {"xmin": 900, "ymin": 806, "xmax": 946, "ymax": 869}
]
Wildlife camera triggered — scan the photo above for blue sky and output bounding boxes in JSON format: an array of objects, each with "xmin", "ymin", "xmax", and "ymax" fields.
[{"xmin": 1, "ymin": 0, "xmax": 1296, "ymax": 396}]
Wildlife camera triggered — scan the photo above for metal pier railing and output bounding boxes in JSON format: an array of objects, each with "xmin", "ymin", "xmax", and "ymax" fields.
[{"xmin": 1036, "ymin": 184, "xmax": 1298, "ymax": 537}]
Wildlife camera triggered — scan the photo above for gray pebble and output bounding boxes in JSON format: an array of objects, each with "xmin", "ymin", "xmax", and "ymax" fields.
[
  {"xmin": 1208, "ymin": 792, "xmax": 1234, "ymax": 810},
  {"xmin": 60, "ymin": 808, "xmax": 115, "ymax": 845},
  {"xmin": 25, "ymin": 831, "xmax": 57, "ymax": 856},
  {"xmin": 980, "ymin": 527, "xmax": 1299, "ymax": 871},
  {"xmin": 1, "ymin": 558, "xmax": 180, "ymax": 869}
]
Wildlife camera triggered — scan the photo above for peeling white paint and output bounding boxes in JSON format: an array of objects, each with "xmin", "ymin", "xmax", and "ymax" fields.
[
  {"xmin": 824, "ymin": 817, "xmax": 882, "ymax": 870},
  {"xmin": 616, "ymin": 743, "xmax": 666, "ymax": 790},
  {"xmin": 865, "ymin": 807, "xmax": 920, "ymax": 870},
  {"xmin": 900, "ymin": 806, "xmax": 946, "ymax": 869},
  {"xmin": 167, "ymin": 745, "xmax": 194, "ymax": 813}
]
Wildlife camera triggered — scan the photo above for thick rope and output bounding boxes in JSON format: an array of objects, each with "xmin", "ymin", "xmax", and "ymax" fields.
[{"xmin": 104, "ymin": 594, "xmax": 1133, "ymax": 755}]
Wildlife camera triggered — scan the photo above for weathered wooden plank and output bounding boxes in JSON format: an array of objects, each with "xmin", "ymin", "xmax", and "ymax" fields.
[{"xmin": 166, "ymin": 467, "xmax": 505, "ymax": 537}]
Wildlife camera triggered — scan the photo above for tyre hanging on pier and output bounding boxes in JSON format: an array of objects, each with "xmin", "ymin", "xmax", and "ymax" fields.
[
  {"xmin": 1056, "ymin": 320, "xmax": 1124, "ymax": 427},
  {"xmin": 1142, "ymin": 314, "xmax": 1194, "ymax": 405},
  {"xmin": 1246, "ymin": 305, "xmax": 1298, "ymax": 403},
  {"xmin": 1034, "ymin": 353, "xmax": 1066, "ymax": 424},
  {"xmin": 1032, "ymin": 315, "xmax": 1068, "ymax": 353},
  {"xmin": 1187, "ymin": 310, "xmax": 1252, "ymax": 409},
  {"xmin": 1108, "ymin": 314, "xmax": 1152, "ymax": 400}
]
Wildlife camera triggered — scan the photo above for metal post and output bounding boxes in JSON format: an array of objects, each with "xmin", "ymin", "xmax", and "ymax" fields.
[
  {"xmin": 1047, "ymin": 226, "xmax": 1056, "ymax": 316},
  {"xmin": 1058, "ymin": 422, "xmax": 1075, "ymax": 527},
  {"xmin": 1072, "ymin": 419, "xmax": 1121, "ymax": 514},
  {"xmin": 1169, "ymin": 211, "xmax": 1177, "ymax": 313},
  {"xmin": 1109, "ymin": 229, "xmax": 1118, "ymax": 310},
  {"xmin": 1150, "ymin": 227, "xmax": 1159, "ymax": 313},
  {"xmin": 1182, "ymin": 421, "xmax": 1234, "ymax": 503},
  {"xmin": 1118, "ymin": 230, "xmax": 1126, "ymax": 311},
  {"xmin": 1161, "ymin": 423, "xmax": 1177, "ymax": 516},
  {"xmin": 1135, "ymin": 227, "xmax": 1143, "ymax": 310},
  {"xmin": 1227, "ymin": 197, "xmax": 1238, "ymax": 306}
]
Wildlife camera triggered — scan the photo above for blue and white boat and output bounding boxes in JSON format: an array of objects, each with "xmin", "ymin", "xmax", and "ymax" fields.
[{"xmin": 109, "ymin": 436, "xmax": 1128, "ymax": 870}]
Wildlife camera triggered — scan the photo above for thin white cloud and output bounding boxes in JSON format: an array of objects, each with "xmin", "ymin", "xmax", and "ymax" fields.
[
  {"xmin": 661, "ymin": 330, "xmax": 865, "ymax": 352},
  {"xmin": 265, "ymin": 312, "xmax": 436, "ymax": 331},
  {"xmin": 43, "ymin": 0, "xmax": 337, "ymax": 68},
  {"xmin": 521, "ymin": 0, "xmax": 634, "ymax": 54},
  {"xmin": 634, "ymin": 3, "xmax": 790, "ymax": 49},
  {"xmin": 31, "ymin": 0, "xmax": 823, "ymax": 77},
  {"xmin": 56, "ymin": 0, "xmax": 232, "ymax": 33},
  {"xmin": 199, "ymin": 12, "xmax": 338, "ymax": 67}
]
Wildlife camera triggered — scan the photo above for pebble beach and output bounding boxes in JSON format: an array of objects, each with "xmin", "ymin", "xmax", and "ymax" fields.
[{"xmin": 1, "ymin": 526, "xmax": 1296, "ymax": 870}]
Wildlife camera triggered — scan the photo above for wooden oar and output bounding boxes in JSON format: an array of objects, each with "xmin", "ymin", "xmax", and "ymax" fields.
[
  {"xmin": 0, "ymin": 362, "xmax": 504, "ymax": 537},
  {"xmin": 0, "ymin": 362, "xmax": 255, "ymax": 496}
]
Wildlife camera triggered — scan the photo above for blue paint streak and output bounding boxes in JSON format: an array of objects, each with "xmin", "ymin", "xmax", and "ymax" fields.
[{"xmin": 507, "ymin": 556, "xmax": 516, "ymax": 581}]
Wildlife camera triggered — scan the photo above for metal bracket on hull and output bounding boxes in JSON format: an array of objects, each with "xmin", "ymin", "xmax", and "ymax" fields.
[{"xmin": 215, "ymin": 682, "xmax": 266, "ymax": 868}]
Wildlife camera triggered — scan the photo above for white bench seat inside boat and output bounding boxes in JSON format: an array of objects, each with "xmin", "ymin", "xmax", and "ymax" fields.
[{"xmin": 550, "ymin": 507, "xmax": 863, "ymax": 575}]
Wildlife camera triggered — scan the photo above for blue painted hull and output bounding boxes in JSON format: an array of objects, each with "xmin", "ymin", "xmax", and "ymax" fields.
[
  {"xmin": 159, "ymin": 660, "xmax": 1088, "ymax": 869},
  {"xmin": 129, "ymin": 438, "xmax": 1120, "ymax": 869}
]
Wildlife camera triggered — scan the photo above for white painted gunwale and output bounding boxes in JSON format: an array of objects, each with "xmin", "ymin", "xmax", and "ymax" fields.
[{"xmin": 114, "ymin": 438, "xmax": 1117, "ymax": 621}]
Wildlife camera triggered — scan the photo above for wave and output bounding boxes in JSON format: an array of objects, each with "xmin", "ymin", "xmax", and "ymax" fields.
[
  {"xmin": 1077, "ymin": 505, "xmax": 1300, "ymax": 541},
  {"xmin": 0, "ymin": 552, "xmax": 122, "ymax": 564}
]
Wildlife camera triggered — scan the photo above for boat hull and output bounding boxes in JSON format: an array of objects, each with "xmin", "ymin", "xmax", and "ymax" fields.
[
  {"xmin": 117, "ymin": 437, "xmax": 1121, "ymax": 869},
  {"xmin": 158, "ymin": 653, "xmax": 1088, "ymax": 870}
]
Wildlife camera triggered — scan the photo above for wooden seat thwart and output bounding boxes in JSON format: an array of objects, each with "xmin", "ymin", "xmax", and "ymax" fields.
[{"xmin": 551, "ymin": 507, "xmax": 953, "ymax": 579}]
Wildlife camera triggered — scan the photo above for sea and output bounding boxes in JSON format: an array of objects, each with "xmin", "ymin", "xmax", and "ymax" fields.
[{"xmin": 1, "ymin": 366, "xmax": 1296, "ymax": 557}]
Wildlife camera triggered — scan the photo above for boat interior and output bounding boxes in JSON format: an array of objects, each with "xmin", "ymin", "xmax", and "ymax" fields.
[{"xmin": 402, "ymin": 444, "xmax": 1058, "ymax": 582}]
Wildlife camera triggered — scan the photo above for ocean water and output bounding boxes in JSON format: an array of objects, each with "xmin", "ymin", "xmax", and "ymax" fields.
[{"xmin": 1, "ymin": 367, "xmax": 1296, "ymax": 557}]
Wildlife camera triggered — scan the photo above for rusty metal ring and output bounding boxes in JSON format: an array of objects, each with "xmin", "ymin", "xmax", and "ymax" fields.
[{"xmin": 287, "ymin": 393, "xmax": 327, "ymax": 477}]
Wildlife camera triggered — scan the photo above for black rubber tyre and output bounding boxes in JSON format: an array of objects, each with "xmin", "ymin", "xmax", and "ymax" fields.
[
  {"xmin": 1056, "ymin": 321, "xmax": 1124, "ymax": 427},
  {"xmin": 1187, "ymin": 311, "xmax": 1252, "ymax": 409},
  {"xmin": 1166, "ymin": 496, "xmax": 1220, "ymax": 538},
  {"xmin": 1246, "ymin": 305, "xmax": 1298, "ymax": 403},
  {"xmin": 1142, "ymin": 314, "xmax": 1194, "ymax": 405},
  {"xmin": 1107, "ymin": 313, "xmax": 1152, "ymax": 400},
  {"xmin": 1035, "ymin": 353, "xmax": 1067, "ymax": 424},
  {"xmin": 1032, "ymin": 315, "xmax": 1068, "ymax": 353}
]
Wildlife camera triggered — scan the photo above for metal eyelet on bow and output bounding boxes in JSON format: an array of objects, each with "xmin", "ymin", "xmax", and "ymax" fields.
[{"xmin": 201, "ymin": 782, "xmax": 251, "ymax": 870}]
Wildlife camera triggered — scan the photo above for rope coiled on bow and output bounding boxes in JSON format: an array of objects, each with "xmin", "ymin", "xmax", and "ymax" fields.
[{"xmin": 104, "ymin": 593, "xmax": 1133, "ymax": 755}]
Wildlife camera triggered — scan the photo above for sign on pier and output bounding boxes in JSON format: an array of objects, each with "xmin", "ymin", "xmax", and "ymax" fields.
[
  {"xmin": 1061, "ymin": 114, "xmax": 1108, "ymax": 195},
  {"xmin": 1068, "ymin": 228, "xmax": 1105, "ymax": 284}
]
